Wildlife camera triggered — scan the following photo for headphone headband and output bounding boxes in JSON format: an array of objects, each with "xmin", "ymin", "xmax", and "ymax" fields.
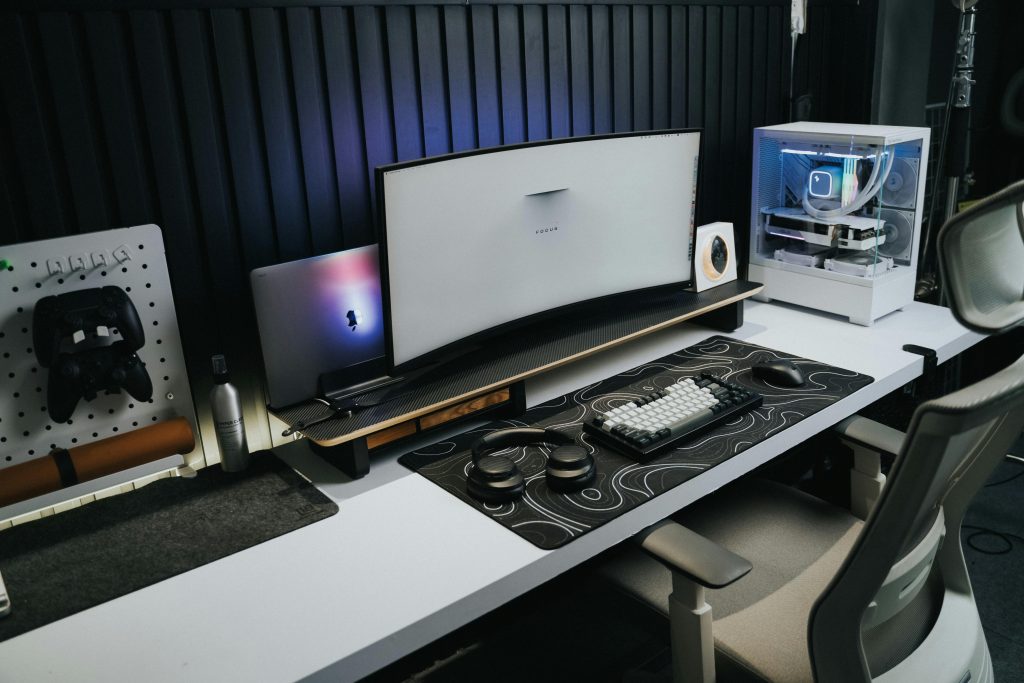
[{"xmin": 470, "ymin": 427, "xmax": 574, "ymax": 463}]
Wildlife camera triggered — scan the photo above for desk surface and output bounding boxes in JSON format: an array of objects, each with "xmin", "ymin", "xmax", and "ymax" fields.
[{"xmin": 0, "ymin": 301, "xmax": 981, "ymax": 683}]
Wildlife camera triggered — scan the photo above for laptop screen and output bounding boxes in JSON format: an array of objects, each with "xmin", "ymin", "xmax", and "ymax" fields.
[{"xmin": 250, "ymin": 245, "xmax": 385, "ymax": 408}]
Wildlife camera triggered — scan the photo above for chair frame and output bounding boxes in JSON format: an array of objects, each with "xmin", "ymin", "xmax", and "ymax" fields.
[{"xmin": 632, "ymin": 180, "xmax": 1024, "ymax": 683}]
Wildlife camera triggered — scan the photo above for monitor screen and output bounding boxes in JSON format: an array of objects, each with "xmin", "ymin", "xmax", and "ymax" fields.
[
  {"xmin": 378, "ymin": 130, "xmax": 701, "ymax": 373},
  {"xmin": 251, "ymin": 245, "xmax": 385, "ymax": 408}
]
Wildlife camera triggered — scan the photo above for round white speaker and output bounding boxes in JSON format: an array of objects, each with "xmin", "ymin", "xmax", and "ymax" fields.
[{"xmin": 694, "ymin": 222, "xmax": 737, "ymax": 292}]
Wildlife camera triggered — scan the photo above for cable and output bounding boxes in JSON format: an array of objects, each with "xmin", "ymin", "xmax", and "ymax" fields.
[
  {"xmin": 1000, "ymin": 66, "xmax": 1024, "ymax": 137},
  {"xmin": 280, "ymin": 353, "xmax": 477, "ymax": 437},
  {"xmin": 789, "ymin": 32, "xmax": 799, "ymax": 120},
  {"xmin": 962, "ymin": 525, "xmax": 1024, "ymax": 555},
  {"xmin": 920, "ymin": 9, "xmax": 969, "ymax": 283},
  {"xmin": 281, "ymin": 396, "xmax": 385, "ymax": 437},
  {"xmin": 985, "ymin": 454, "xmax": 1024, "ymax": 487},
  {"xmin": 986, "ymin": 469, "xmax": 1024, "ymax": 487},
  {"xmin": 922, "ymin": 67, "xmax": 955, "ymax": 276}
]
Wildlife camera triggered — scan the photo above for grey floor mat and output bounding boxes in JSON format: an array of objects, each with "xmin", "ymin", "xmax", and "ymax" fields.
[{"xmin": 0, "ymin": 451, "xmax": 337, "ymax": 642}]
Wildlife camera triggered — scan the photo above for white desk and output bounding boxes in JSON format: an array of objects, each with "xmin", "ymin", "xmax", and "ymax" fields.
[{"xmin": 0, "ymin": 301, "xmax": 981, "ymax": 683}]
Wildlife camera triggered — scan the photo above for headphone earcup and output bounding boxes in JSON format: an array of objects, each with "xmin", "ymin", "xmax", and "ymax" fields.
[
  {"xmin": 466, "ymin": 455, "xmax": 525, "ymax": 503},
  {"xmin": 545, "ymin": 444, "xmax": 595, "ymax": 493}
]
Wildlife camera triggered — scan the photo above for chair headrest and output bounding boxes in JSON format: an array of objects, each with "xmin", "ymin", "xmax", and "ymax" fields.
[{"xmin": 937, "ymin": 179, "xmax": 1024, "ymax": 335}]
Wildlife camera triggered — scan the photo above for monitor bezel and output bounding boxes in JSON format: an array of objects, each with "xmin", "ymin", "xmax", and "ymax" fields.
[{"xmin": 376, "ymin": 128, "xmax": 704, "ymax": 376}]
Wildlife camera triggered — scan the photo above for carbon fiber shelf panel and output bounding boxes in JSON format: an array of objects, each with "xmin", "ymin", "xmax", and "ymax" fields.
[
  {"xmin": 399, "ymin": 336, "xmax": 873, "ymax": 550},
  {"xmin": 273, "ymin": 281, "xmax": 760, "ymax": 445}
]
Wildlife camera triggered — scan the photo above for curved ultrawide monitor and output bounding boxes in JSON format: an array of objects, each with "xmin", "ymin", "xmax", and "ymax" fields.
[{"xmin": 378, "ymin": 130, "xmax": 701, "ymax": 374}]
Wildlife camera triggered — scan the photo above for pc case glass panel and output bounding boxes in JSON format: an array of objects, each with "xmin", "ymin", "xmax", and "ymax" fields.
[{"xmin": 753, "ymin": 136, "xmax": 923, "ymax": 280}]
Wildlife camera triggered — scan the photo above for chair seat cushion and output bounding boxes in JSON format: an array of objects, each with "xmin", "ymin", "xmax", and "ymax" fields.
[{"xmin": 600, "ymin": 479, "xmax": 863, "ymax": 683}]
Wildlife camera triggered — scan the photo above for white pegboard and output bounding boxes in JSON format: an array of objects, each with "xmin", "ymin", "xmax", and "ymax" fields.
[{"xmin": 0, "ymin": 224, "xmax": 200, "ymax": 474}]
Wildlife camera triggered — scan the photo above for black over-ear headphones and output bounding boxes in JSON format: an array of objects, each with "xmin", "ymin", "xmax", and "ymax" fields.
[{"xmin": 466, "ymin": 427, "xmax": 596, "ymax": 503}]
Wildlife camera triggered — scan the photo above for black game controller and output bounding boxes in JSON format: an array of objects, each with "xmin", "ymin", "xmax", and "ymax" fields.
[
  {"xmin": 32, "ymin": 286, "xmax": 153, "ymax": 421},
  {"xmin": 47, "ymin": 341, "xmax": 154, "ymax": 423},
  {"xmin": 33, "ymin": 286, "xmax": 146, "ymax": 367}
]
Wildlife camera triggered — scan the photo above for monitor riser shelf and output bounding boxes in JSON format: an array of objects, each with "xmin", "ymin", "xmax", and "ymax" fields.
[{"xmin": 271, "ymin": 281, "xmax": 761, "ymax": 478}]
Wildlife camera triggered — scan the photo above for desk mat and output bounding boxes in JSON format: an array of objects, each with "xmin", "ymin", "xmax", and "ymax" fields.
[
  {"xmin": 399, "ymin": 336, "xmax": 873, "ymax": 550},
  {"xmin": 0, "ymin": 452, "xmax": 337, "ymax": 642}
]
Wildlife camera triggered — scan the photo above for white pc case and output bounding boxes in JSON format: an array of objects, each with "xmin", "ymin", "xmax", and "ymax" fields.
[{"xmin": 748, "ymin": 122, "xmax": 930, "ymax": 325}]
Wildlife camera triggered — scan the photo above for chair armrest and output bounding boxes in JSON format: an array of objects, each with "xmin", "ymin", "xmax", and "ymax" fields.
[
  {"xmin": 833, "ymin": 415, "xmax": 905, "ymax": 456},
  {"xmin": 635, "ymin": 519, "xmax": 752, "ymax": 589}
]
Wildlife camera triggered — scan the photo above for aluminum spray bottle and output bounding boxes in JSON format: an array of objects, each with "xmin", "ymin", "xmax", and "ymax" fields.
[{"xmin": 210, "ymin": 354, "xmax": 249, "ymax": 471}]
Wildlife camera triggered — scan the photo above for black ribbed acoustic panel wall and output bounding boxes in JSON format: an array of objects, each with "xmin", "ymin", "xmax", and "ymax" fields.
[
  {"xmin": 0, "ymin": 2, "xmax": 805, "ymax": 443},
  {"xmin": 791, "ymin": 0, "xmax": 877, "ymax": 124}
]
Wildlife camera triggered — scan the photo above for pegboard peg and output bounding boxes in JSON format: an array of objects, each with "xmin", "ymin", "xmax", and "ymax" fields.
[
  {"xmin": 112, "ymin": 245, "xmax": 132, "ymax": 263},
  {"xmin": 47, "ymin": 258, "xmax": 68, "ymax": 275},
  {"xmin": 69, "ymin": 255, "xmax": 88, "ymax": 271},
  {"xmin": 91, "ymin": 252, "xmax": 110, "ymax": 268}
]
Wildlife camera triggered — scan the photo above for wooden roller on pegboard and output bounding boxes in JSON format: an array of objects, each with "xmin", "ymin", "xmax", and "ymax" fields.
[{"xmin": 0, "ymin": 417, "xmax": 195, "ymax": 507}]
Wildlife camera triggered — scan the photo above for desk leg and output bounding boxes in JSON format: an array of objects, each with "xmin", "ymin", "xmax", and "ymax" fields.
[
  {"xmin": 693, "ymin": 300, "xmax": 744, "ymax": 332},
  {"xmin": 670, "ymin": 574, "xmax": 715, "ymax": 683},
  {"xmin": 507, "ymin": 380, "xmax": 527, "ymax": 416},
  {"xmin": 309, "ymin": 437, "xmax": 370, "ymax": 479}
]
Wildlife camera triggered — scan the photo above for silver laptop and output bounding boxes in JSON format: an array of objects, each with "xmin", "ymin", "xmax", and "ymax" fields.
[{"xmin": 251, "ymin": 245, "xmax": 389, "ymax": 409}]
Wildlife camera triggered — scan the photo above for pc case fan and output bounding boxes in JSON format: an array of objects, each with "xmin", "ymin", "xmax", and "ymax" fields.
[
  {"xmin": 881, "ymin": 157, "xmax": 919, "ymax": 209},
  {"xmin": 824, "ymin": 251, "xmax": 894, "ymax": 277},
  {"xmin": 875, "ymin": 208, "xmax": 916, "ymax": 263}
]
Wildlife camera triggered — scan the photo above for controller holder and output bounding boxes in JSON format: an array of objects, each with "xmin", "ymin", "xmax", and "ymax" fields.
[
  {"xmin": 33, "ymin": 286, "xmax": 146, "ymax": 365},
  {"xmin": 47, "ymin": 341, "xmax": 154, "ymax": 423},
  {"xmin": 32, "ymin": 286, "xmax": 153, "ymax": 423}
]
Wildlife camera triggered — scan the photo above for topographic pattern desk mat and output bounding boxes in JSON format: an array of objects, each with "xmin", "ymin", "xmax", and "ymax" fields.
[
  {"xmin": 399, "ymin": 336, "xmax": 873, "ymax": 550},
  {"xmin": 0, "ymin": 452, "xmax": 338, "ymax": 642}
]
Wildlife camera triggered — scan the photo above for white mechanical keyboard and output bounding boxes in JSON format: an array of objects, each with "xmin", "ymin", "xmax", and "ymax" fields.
[{"xmin": 583, "ymin": 373, "xmax": 762, "ymax": 462}]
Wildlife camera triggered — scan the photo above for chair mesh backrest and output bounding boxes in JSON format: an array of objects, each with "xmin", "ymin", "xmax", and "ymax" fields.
[
  {"xmin": 899, "ymin": 366, "xmax": 1024, "ymax": 555},
  {"xmin": 809, "ymin": 357, "xmax": 1024, "ymax": 682},
  {"xmin": 938, "ymin": 179, "xmax": 1024, "ymax": 334},
  {"xmin": 807, "ymin": 180, "xmax": 1024, "ymax": 681}
]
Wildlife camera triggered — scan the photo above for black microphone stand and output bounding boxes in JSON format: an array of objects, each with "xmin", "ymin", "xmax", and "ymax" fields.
[{"xmin": 919, "ymin": 1, "xmax": 978, "ymax": 303}]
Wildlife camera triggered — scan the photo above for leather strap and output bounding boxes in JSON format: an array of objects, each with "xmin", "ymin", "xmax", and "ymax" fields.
[{"xmin": 50, "ymin": 448, "xmax": 79, "ymax": 487}]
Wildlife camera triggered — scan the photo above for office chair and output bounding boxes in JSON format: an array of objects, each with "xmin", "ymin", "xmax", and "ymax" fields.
[{"xmin": 599, "ymin": 179, "xmax": 1024, "ymax": 683}]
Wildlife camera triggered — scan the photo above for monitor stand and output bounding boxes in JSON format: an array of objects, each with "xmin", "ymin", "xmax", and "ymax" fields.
[{"xmin": 282, "ymin": 280, "xmax": 762, "ymax": 479}]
